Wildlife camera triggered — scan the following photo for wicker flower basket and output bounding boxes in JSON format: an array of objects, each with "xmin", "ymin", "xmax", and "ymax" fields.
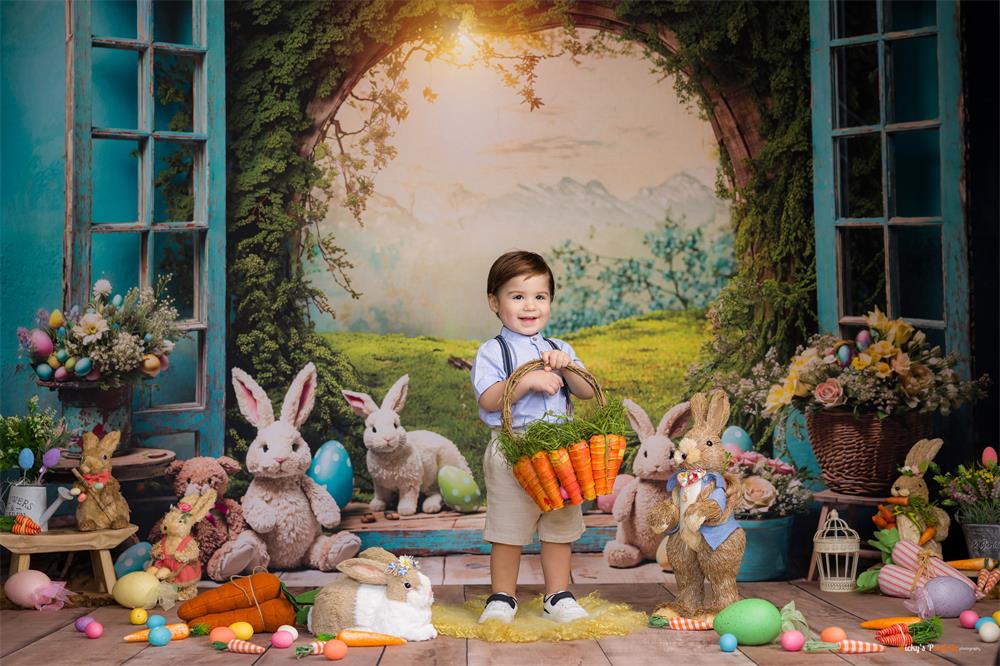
[{"xmin": 805, "ymin": 409, "xmax": 933, "ymax": 496}]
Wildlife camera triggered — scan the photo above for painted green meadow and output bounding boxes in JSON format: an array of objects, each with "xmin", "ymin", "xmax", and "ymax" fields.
[{"xmin": 322, "ymin": 309, "xmax": 707, "ymax": 496}]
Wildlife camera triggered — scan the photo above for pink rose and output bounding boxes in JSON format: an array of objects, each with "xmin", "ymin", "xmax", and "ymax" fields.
[
  {"xmin": 178, "ymin": 502, "xmax": 192, "ymax": 513},
  {"xmin": 741, "ymin": 476, "xmax": 777, "ymax": 511},
  {"xmin": 813, "ymin": 378, "xmax": 845, "ymax": 407},
  {"xmin": 769, "ymin": 459, "xmax": 795, "ymax": 475},
  {"xmin": 737, "ymin": 451, "xmax": 766, "ymax": 465}
]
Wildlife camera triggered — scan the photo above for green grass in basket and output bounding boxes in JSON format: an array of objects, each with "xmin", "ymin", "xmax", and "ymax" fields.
[{"xmin": 497, "ymin": 401, "xmax": 628, "ymax": 466}]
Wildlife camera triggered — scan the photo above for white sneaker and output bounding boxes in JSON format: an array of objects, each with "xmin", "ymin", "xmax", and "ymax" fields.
[
  {"xmin": 478, "ymin": 593, "xmax": 518, "ymax": 624},
  {"xmin": 543, "ymin": 591, "xmax": 589, "ymax": 623}
]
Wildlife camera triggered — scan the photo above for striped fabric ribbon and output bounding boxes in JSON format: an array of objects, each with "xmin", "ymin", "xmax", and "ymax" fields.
[{"xmin": 668, "ymin": 617, "xmax": 714, "ymax": 631}]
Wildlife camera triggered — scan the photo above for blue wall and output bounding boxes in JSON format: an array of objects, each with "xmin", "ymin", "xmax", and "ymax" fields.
[{"xmin": 1, "ymin": 1, "xmax": 67, "ymax": 417}]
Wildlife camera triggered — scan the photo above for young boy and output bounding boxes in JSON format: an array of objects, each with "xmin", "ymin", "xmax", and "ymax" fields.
[{"xmin": 470, "ymin": 250, "xmax": 596, "ymax": 624}]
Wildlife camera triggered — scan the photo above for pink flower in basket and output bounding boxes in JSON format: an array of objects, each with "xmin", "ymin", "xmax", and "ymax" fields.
[
  {"xmin": 813, "ymin": 378, "xmax": 845, "ymax": 407},
  {"xmin": 741, "ymin": 476, "xmax": 777, "ymax": 511}
]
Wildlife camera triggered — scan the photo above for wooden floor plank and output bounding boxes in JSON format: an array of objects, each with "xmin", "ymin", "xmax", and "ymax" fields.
[
  {"xmin": 414, "ymin": 555, "xmax": 445, "ymax": 585},
  {"xmin": 468, "ymin": 636, "xmax": 611, "ymax": 665},
  {"xmin": 0, "ymin": 607, "xmax": 90, "ymax": 658},
  {"xmin": 602, "ymin": 627, "xmax": 754, "ymax": 666},
  {"xmin": 119, "ymin": 603, "xmax": 252, "ymax": 666},
  {"xmin": 3, "ymin": 605, "xmax": 149, "ymax": 666},
  {"xmin": 572, "ymin": 553, "xmax": 670, "ymax": 584}
]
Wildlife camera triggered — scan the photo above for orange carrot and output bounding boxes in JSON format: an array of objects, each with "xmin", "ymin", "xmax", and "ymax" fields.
[
  {"xmin": 885, "ymin": 496, "xmax": 909, "ymax": 506},
  {"xmin": 514, "ymin": 456, "xmax": 551, "ymax": 511},
  {"xmin": 548, "ymin": 447, "xmax": 584, "ymax": 505},
  {"xmin": 123, "ymin": 623, "xmax": 194, "ymax": 642},
  {"xmin": 917, "ymin": 526, "xmax": 936, "ymax": 546},
  {"xmin": 877, "ymin": 504, "xmax": 894, "ymax": 521},
  {"xmin": 531, "ymin": 450, "xmax": 565, "ymax": 510},
  {"xmin": 606, "ymin": 434, "xmax": 627, "ymax": 487},
  {"xmin": 860, "ymin": 616, "xmax": 920, "ymax": 630},
  {"xmin": 295, "ymin": 640, "xmax": 327, "ymax": 658},
  {"xmin": 212, "ymin": 639, "xmax": 266, "ymax": 654},
  {"xmin": 178, "ymin": 572, "xmax": 283, "ymax": 620},
  {"xmin": 188, "ymin": 597, "xmax": 296, "ymax": 632},
  {"xmin": 336, "ymin": 629, "xmax": 406, "ymax": 646},
  {"xmin": 590, "ymin": 435, "xmax": 609, "ymax": 495},
  {"xmin": 872, "ymin": 515, "xmax": 888, "ymax": 529},
  {"xmin": 568, "ymin": 440, "xmax": 596, "ymax": 500}
]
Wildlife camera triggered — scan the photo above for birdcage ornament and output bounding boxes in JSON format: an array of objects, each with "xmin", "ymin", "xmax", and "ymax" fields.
[{"xmin": 813, "ymin": 509, "xmax": 860, "ymax": 592}]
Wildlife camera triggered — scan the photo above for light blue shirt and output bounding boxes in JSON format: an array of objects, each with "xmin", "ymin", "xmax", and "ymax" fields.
[{"xmin": 471, "ymin": 326, "xmax": 583, "ymax": 429}]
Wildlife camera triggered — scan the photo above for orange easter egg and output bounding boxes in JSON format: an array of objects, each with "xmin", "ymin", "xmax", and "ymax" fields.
[
  {"xmin": 819, "ymin": 626, "xmax": 847, "ymax": 643},
  {"xmin": 210, "ymin": 626, "xmax": 236, "ymax": 643}
]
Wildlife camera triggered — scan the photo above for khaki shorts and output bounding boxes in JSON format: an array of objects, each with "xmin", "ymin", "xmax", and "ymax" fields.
[{"xmin": 483, "ymin": 430, "xmax": 585, "ymax": 546}]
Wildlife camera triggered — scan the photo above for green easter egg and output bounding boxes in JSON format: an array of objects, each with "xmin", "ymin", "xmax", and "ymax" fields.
[
  {"xmin": 437, "ymin": 465, "xmax": 481, "ymax": 512},
  {"xmin": 65, "ymin": 357, "xmax": 77, "ymax": 372},
  {"xmin": 55, "ymin": 349, "xmax": 69, "ymax": 363},
  {"xmin": 713, "ymin": 598, "xmax": 782, "ymax": 646}
]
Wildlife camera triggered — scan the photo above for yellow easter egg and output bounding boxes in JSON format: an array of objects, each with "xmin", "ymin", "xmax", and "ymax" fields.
[
  {"xmin": 49, "ymin": 309, "xmax": 64, "ymax": 329},
  {"xmin": 129, "ymin": 607, "xmax": 148, "ymax": 625},
  {"xmin": 994, "ymin": 610, "xmax": 1000, "ymax": 625},
  {"xmin": 229, "ymin": 621, "xmax": 254, "ymax": 641}
]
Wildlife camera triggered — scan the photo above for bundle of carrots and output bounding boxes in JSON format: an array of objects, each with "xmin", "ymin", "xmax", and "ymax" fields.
[
  {"xmin": 871, "ymin": 504, "xmax": 897, "ymax": 531},
  {"xmin": 874, "ymin": 617, "xmax": 942, "ymax": 647},
  {"xmin": 177, "ymin": 572, "xmax": 296, "ymax": 632},
  {"xmin": 0, "ymin": 514, "xmax": 41, "ymax": 535}
]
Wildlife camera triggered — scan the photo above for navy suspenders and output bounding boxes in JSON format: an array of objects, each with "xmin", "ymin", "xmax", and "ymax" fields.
[{"xmin": 493, "ymin": 334, "xmax": 571, "ymax": 405}]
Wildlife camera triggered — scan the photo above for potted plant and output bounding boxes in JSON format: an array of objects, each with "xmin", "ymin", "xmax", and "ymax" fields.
[
  {"xmin": 1, "ymin": 396, "xmax": 70, "ymax": 528},
  {"xmin": 16, "ymin": 277, "xmax": 184, "ymax": 450},
  {"xmin": 758, "ymin": 308, "xmax": 988, "ymax": 495},
  {"xmin": 729, "ymin": 450, "xmax": 813, "ymax": 581},
  {"xmin": 934, "ymin": 448, "xmax": 1000, "ymax": 560}
]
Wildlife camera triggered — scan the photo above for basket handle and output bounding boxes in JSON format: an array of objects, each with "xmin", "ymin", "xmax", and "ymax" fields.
[{"xmin": 500, "ymin": 360, "xmax": 606, "ymax": 438}]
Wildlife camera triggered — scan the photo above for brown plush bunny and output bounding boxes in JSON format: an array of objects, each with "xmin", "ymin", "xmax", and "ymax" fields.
[
  {"xmin": 72, "ymin": 431, "xmax": 130, "ymax": 531},
  {"xmin": 647, "ymin": 389, "xmax": 746, "ymax": 623},
  {"xmin": 891, "ymin": 438, "xmax": 950, "ymax": 557},
  {"xmin": 147, "ymin": 488, "xmax": 218, "ymax": 601}
]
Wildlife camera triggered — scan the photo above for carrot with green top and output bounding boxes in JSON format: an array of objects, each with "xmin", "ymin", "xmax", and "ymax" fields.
[
  {"xmin": 805, "ymin": 639, "xmax": 885, "ymax": 654},
  {"xmin": 917, "ymin": 526, "xmax": 936, "ymax": 546},
  {"xmin": 513, "ymin": 456, "xmax": 551, "ymax": 511},
  {"xmin": 531, "ymin": 450, "xmax": 564, "ymax": 510},
  {"xmin": 885, "ymin": 496, "xmax": 909, "ymax": 506},
  {"xmin": 212, "ymin": 639, "xmax": 266, "ymax": 654},
  {"xmin": 590, "ymin": 434, "xmax": 609, "ymax": 495},
  {"xmin": 568, "ymin": 440, "xmax": 596, "ymax": 500},
  {"xmin": 548, "ymin": 447, "xmax": 583, "ymax": 505}
]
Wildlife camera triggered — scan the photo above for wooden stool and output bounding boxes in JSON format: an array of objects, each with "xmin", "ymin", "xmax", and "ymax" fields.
[
  {"xmin": 0, "ymin": 524, "xmax": 137, "ymax": 593},
  {"xmin": 806, "ymin": 490, "xmax": 883, "ymax": 581}
]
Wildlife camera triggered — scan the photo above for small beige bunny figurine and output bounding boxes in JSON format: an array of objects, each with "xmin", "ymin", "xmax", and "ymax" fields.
[
  {"xmin": 891, "ymin": 438, "xmax": 950, "ymax": 557},
  {"xmin": 72, "ymin": 431, "xmax": 130, "ymax": 531},
  {"xmin": 147, "ymin": 488, "xmax": 217, "ymax": 601}
]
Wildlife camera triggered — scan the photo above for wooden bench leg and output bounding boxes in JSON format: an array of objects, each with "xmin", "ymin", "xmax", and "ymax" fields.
[
  {"xmin": 9, "ymin": 553, "xmax": 30, "ymax": 577},
  {"xmin": 806, "ymin": 503, "xmax": 830, "ymax": 582},
  {"xmin": 91, "ymin": 549, "xmax": 117, "ymax": 593}
]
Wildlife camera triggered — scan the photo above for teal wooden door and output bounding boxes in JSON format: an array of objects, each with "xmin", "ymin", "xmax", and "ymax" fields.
[
  {"xmin": 65, "ymin": 1, "xmax": 225, "ymax": 458},
  {"xmin": 809, "ymin": 0, "xmax": 968, "ymax": 365}
]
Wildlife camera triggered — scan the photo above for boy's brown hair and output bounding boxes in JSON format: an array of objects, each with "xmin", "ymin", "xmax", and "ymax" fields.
[{"xmin": 487, "ymin": 250, "xmax": 556, "ymax": 298}]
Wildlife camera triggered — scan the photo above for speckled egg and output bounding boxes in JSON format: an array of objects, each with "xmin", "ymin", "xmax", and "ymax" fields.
[
  {"xmin": 307, "ymin": 440, "xmax": 354, "ymax": 508},
  {"xmin": 74, "ymin": 357, "xmax": 93, "ymax": 377},
  {"xmin": 713, "ymin": 598, "xmax": 782, "ymax": 646},
  {"xmin": 114, "ymin": 541, "xmax": 152, "ymax": 578},
  {"xmin": 35, "ymin": 364, "xmax": 54, "ymax": 381},
  {"xmin": 722, "ymin": 426, "xmax": 753, "ymax": 452},
  {"xmin": 438, "ymin": 465, "xmax": 482, "ymax": 512}
]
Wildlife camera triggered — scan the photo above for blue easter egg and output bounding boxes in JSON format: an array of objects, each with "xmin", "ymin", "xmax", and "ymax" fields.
[
  {"xmin": 112, "ymin": 294, "xmax": 123, "ymax": 307},
  {"xmin": 721, "ymin": 426, "xmax": 753, "ymax": 452},
  {"xmin": 57, "ymin": 326, "xmax": 67, "ymax": 338},
  {"xmin": 55, "ymin": 349, "xmax": 69, "ymax": 363},
  {"xmin": 720, "ymin": 633, "xmax": 738, "ymax": 652},
  {"xmin": 114, "ymin": 541, "xmax": 152, "ymax": 578},
  {"xmin": 855, "ymin": 329, "xmax": 873, "ymax": 351},
  {"xmin": 307, "ymin": 440, "xmax": 354, "ymax": 508},
  {"xmin": 836, "ymin": 344, "xmax": 854, "ymax": 367},
  {"xmin": 18, "ymin": 448, "xmax": 35, "ymax": 470},
  {"xmin": 143, "ymin": 333, "xmax": 152, "ymax": 344},
  {"xmin": 148, "ymin": 625, "xmax": 172, "ymax": 646},
  {"xmin": 35, "ymin": 364, "xmax": 54, "ymax": 381},
  {"xmin": 75, "ymin": 357, "xmax": 93, "ymax": 376},
  {"xmin": 147, "ymin": 614, "xmax": 167, "ymax": 629},
  {"xmin": 438, "ymin": 465, "xmax": 482, "ymax": 512},
  {"xmin": 976, "ymin": 617, "xmax": 998, "ymax": 631}
]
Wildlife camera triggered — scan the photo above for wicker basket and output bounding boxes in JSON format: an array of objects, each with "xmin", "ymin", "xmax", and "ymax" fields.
[
  {"xmin": 805, "ymin": 409, "xmax": 933, "ymax": 496},
  {"xmin": 500, "ymin": 359, "xmax": 605, "ymax": 437}
]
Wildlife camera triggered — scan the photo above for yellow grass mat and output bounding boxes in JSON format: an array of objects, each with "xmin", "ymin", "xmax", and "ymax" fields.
[{"xmin": 432, "ymin": 592, "xmax": 647, "ymax": 643}]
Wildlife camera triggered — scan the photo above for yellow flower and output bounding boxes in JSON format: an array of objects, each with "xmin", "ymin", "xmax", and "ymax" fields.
[
  {"xmin": 851, "ymin": 353, "xmax": 872, "ymax": 370},
  {"xmin": 764, "ymin": 384, "xmax": 791, "ymax": 416},
  {"xmin": 874, "ymin": 362, "xmax": 892, "ymax": 378},
  {"xmin": 869, "ymin": 340, "xmax": 896, "ymax": 361},
  {"xmin": 865, "ymin": 307, "xmax": 890, "ymax": 334},
  {"xmin": 892, "ymin": 352, "xmax": 911, "ymax": 377},
  {"xmin": 885, "ymin": 320, "xmax": 915, "ymax": 347}
]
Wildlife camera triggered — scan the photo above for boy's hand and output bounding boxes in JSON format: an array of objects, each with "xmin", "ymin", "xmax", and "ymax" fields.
[
  {"xmin": 540, "ymin": 349, "xmax": 572, "ymax": 371},
  {"xmin": 526, "ymin": 369, "xmax": 564, "ymax": 396}
]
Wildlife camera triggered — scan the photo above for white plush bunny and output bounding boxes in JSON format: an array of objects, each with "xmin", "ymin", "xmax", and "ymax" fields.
[
  {"xmin": 210, "ymin": 363, "xmax": 361, "ymax": 578},
  {"xmin": 342, "ymin": 375, "xmax": 471, "ymax": 515},
  {"xmin": 310, "ymin": 547, "xmax": 436, "ymax": 641}
]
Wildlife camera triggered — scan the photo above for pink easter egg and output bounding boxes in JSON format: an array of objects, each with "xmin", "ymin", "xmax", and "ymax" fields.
[
  {"xmin": 75, "ymin": 616, "xmax": 96, "ymax": 632},
  {"xmin": 84, "ymin": 621, "xmax": 104, "ymax": 639},
  {"xmin": 4, "ymin": 570, "xmax": 52, "ymax": 608},
  {"xmin": 270, "ymin": 630, "xmax": 294, "ymax": 649},
  {"xmin": 960, "ymin": 610, "xmax": 980, "ymax": 629},
  {"xmin": 157, "ymin": 354, "xmax": 170, "ymax": 372},
  {"xmin": 29, "ymin": 329, "xmax": 54, "ymax": 359},
  {"xmin": 723, "ymin": 443, "xmax": 744, "ymax": 457},
  {"xmin": 54, "ymin": 366, "xmax": 69, "ymax": 381},
  {"xmin": 983, "ymin": 447, "xmax": 998, "ymax": 466},
  {"xmin": 85, "ymin": 368, "xmax": 101, "ymax": 381},
  {"xmin": 780, "ymin": 630, "xmax": 805, "ymax": 651}
]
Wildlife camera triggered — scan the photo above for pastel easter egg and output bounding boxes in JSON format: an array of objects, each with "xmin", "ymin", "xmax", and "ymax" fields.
[
  {"xmin": 980, "ymin": 622, "xmax": 1000, "ymax": 643},
  {"xmin": 54, "ymin": 367, "xmax": 69, "ymax": 381},
  {"xmin": 148, "ymin": 625, "xmax": 172, "ymax": 646},
  {"xmin": 722, "ymin": 425, "xmax": 753, "ymax": 452},
  {"xmin": 49, "ymin": 309, "xmax": 65, "ymax": 329},
  {"xmin": 271, "ymin": 630, "xmax": 294, "ymax": 649},
  {"xmin": 112, "ymin": 571, "xmax": 162, "ymax": 609},
  {"xmin": 4, "ymin": 570, "xmax": 51, "ymax": 608},
  {"xmin": 714, "ymin": 598, "xmax": 782, "ymax": 646},
  {"xmin": 47, "ymin": 355, "xmax": 61, "ymax": 369},
  {"xmin": 914, "ymin": 576, "xmax": 976, "ymax": 617},
  {"xmin": 146, "ymin": 614, "xmax": 167, "ymax": 629},
  {"xmin": 18, "ymin": 448, "xmax": 35, "ymax": 470},
  {"xmin": 855, "ymin": 329, "xmax": 873, "ymax": 351},
  {"xmin": 323, "ymin": 639, "xmax": 348, "ymax": 660},
  {"xmin": 86, "ymin": 369, "xmax": 101, "ymax": 381},
  {"xmin": 437, "ymin": 464, "xmax": 482, "ymax": 512},
  {"xmin": 819, "ymin": 626, "xmax": 847, "ymax": 643},
  {"xmin": 308, "ymin": 440, "xmax": 354, "ymax": 508},
  {"xmin": 55, "ymin": 349, "xmax": 69, "ymax": 363},
  {"xmin": 85, "ymin": 622, "xmax": 104, "ymax": 639},
  {"xmin": 157, "ymin": 354, "xmax": 170, "ymax": 372},
  {"xmin": 35, "ymin": 364, "xmax": 54, "ymax": 381},
  {"xmin": 836, "ymin": 344, "xmax": 854, "ymax": 367},
  {"xmin": 719, "ymin": 633, "xmax": 738, "ymax": 652},
  {"xmin": 65, "ymin": 357, "xmax": 77, "ymax": 373},
  {"xmin": 976, "ymin": 617, "xmax": 997, "ymax": 631},
  {"xmin": 112, "ymin": 294, "xmax": 123, "ymax": 307},
  {"xmin": 74, "ymin": 615, "xmax": 96, "ymax": 632},
  {"xmin": 780, "ymin": 630, "xmax": 806, "ymax": 651},
  {"xmin": 130, "ymin": 608, "xmax": 149, "ymax": 625},
  {"xmin": 210, "ymin": 627, "xmax": 236, "ymax": 643},
  {"xmin": 114, "ymin": 541, "xmax": 152, "ymax": 578},
  {"xmin": 29, "ymin": 329, "xmax": 53, "ymax": 359},
  {"xmin": 141, "ymin": 354, "xmax": 161, "ymax": 377},
  {"xmin": 276, "ymin": 625, "xmax": 298, "ymax": 641},
  {"xmin": 229, "ymin": 621, "xmax": 254, "ymax": 641},
  {"xmin": 994, "ymin": 611, "xmax": 1000, "ymax": 624},
  {"xmin": 983, "ymin": 447, "xmax": 998, "ymax": 466},
  {"xmin": 75, "ymin": 357, "xmax": 93, "ymax": 376},
  {"xmin": 57, "ymin": 326, "xmax": 66, "ymax": 338},
  {"xmin": 960, "ymin": 610, "xmax": 979, "ymax": 629}
]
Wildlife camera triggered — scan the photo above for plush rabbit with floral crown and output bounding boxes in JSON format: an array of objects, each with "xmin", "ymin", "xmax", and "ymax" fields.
[
  {"xmin": 604, "ymin": 399, "xmax": 690, "ymax": 568},
  {"xmin": 147, "ymin": 488, "xmax": 217, "ymax": 600},
  {"xmin": 890, "ymin": 438, "xmax": 950, "ymax": 557},
  {"xmin": 309, "ymin": 547, "xmax": 436, "ymax": 641},
  {"xmin": 210, "ymin": 363, "xmax": 361, "ymax": 578},
  {"xmin": 647, "ymin": 389, "xmax": 746, "ymax": 623},
  {"xmin": 342, "ymin": 375, "xmax": 471, "ymax": 516}
]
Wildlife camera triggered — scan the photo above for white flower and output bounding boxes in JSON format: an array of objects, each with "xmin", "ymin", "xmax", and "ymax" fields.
[
  {"xmin": 93, "ymin": 279, "xmax": 112, "ymax": 297},
  {"xmin": 161, "ymin": 339, "xmax": 175, "ymax": 354},
  {"xmin": 73, "ymin": 313, "xmax": 109, "ymax": 345}
]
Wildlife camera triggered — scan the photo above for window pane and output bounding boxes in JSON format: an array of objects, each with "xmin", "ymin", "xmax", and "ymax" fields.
[
  {"xmin": 890, "ymin": 129, "xmax": 940, "ymax": 217},
  {"xmin": 153, "ymin": 231, "xmax": 197, "ymax": 319},
  {"xmin": 144, "ymin": 331, "xmax": 199, "ymax": 407},
  {"xmin": 892, "ymin": 225, "xmax": 943, "ymax": 320},
  {"xmin": 93, "ymin": 139, "xmax": 140, "ymax": 224},
  {"xmin": 92, "ymin": 47, "xmax": 138, "ymax": 129},
  {"xmin": 889, "ymin": 36, "xmax": 938, "ymax": 123},
  {"xmin": 154, "ymin": 52, "xmax": 194, "ymax": 132},
  {"xmin": 839, "ymin": 226, "xmax": 886, "ymax": 317},
  {"xmin": 154, "ymin": 0, "xmax": 192, "ymax": 44},
  {"xmin": 837, "ymin": 134, "xmax": 883, "ymax": 218},
  {"xmin": 888, "ymin": 0, "xmax": 936, "ymax": 31},
  {"xmin": 834, "ymin": 44, "xmax": 880, "ymax": 128},
  {"xmin": 91, "ymin": 232, "xmax": 141, "ymax": 294},
  {"xmin": 153, "ymin": 140, "xmax": 196, "ymax": 222},
  {"xmin": 831, "ymin": 0, "xmax": 877, "ymax": 38},
  {"xmin": 92, "ymin": 0, "xmax": 136, "ymax": 39},
  {"xmin": 922, "ymin": 327, "xmax": 946, "ymax": 354}
]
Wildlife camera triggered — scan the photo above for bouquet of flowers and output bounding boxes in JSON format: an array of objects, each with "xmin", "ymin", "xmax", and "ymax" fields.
[
  {"xmin": 728, "ymin": 450, "xmax": 813, "ymax": 519},
  {"xmin": 933, "ymin": 449, "xmax": 999, "ymax": 525},
  {"xmin": 16, "ymin": 277, "xmax": 184, "ymax": 389},
  {"xmin": 757, "ymin": 308, "xmax": 988, "ymax": 419},
  {"xmin": 0, "ymin": 396, "xmax": 69, "ymax": 484}
]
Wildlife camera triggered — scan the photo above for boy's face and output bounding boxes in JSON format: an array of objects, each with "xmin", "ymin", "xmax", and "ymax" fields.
[{"xmin": 488, "ymin": 273, "xmax": 552, "ymax": 336}]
